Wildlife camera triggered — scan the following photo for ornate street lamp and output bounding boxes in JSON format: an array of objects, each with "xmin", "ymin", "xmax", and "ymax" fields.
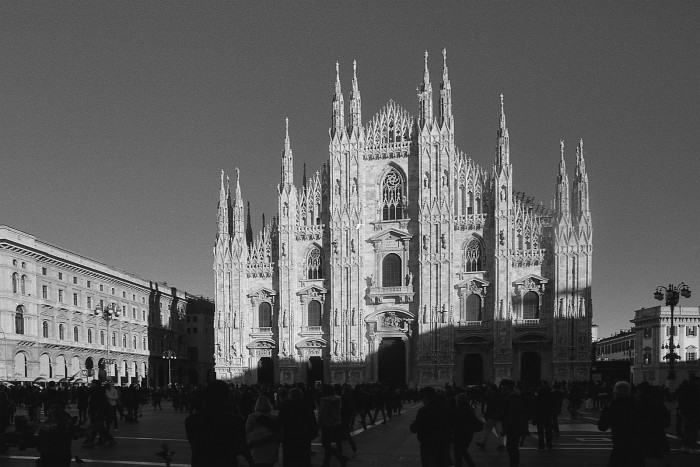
[
  {"xmin": 94, "ymin": 302, "xmax": 120, "ymax": 382},
  {"xmin": 654, "ymin": 283, "xmax": 691, "ymax": 380},
  {"xmin": 162, "ymin": 350, "xmax": 177, "ymax": 387}
]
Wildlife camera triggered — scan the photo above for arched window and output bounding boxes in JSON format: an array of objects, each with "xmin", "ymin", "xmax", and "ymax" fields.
[
  {"xmin": 464, "ymin": 294, "xmax": 482, "ymax": 321},
  {"xmin": 258, "ymin": 302, "xmax": 272, "ymax": 328},
  {"xmin": 112, "ymin": 332, "xmax": 116, "ymax": 347},
  {"xmin": 523, "ymin": 292, "xmax": 539, "ymax": 319},
  {"xmin": 12, "ymin": 273, "xmax": 18, "ymax": 293},
  {"xmin": 307, "ymin": 247, "xmax": 323, "ymax": 279},
  {"xmin": 42, "ymin": 321, "xmax": 49, "ymax": 338},
  {"xmin": 20, "ymin": 275, "xmax": 26, "ymax": 294},
  {"xmin": 143, "ymin": 337, "xmax": 147, "ymax": 350},
  {"xmin": 307, "ymin": 300, "xmax": 322, "ymax": 327},
  {"xmin": 381, "ymin": 168, "xmax": 405, "ymax": 220},
  {"xmin": 73, "ymin": 326, "xmax": 79, "ymax": 342},
  {"xmin": 15, "ymin": 306, "xmax": 24, "ymax": 334},
  {"xmin": 463, "ymin": 238, "xmax": 483, "ymax": 272},
  {"xmin": 382, "ymin": 254, "xmax": 402, "ymax": 287},
  {"xmin": 100, "ymin": 331, "xmax": 105, "ymax": 345},
  {"xmin": 87, "ymin": 328, "xmax": 93, "ymax": 344},
  {"xmin": 122, "ymin": 334, "xmax": 127, "ymax": 347},
  {"xmin": 14, "ymin": 352, "xmax": 28, "ymax": 377},
  {"xmin": 59, "ymin": 324, "xmax": 65, "ymax": 340}
]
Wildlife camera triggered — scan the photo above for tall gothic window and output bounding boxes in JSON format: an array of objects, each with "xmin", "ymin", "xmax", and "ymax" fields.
[
  {"xmin": 307, "ymin": 247, "xmax": 323, "ymax": 279},
  {"xmin": 15, "ymin": 306, "xmax": 24, "ymax": 334},
  {"xmin": 100, "ymin": 331, "xmax": 105, "ymax": 345},
  {"xmin": 88, "ymin": 328, "xmax": 93, "ymax": 343},
  {"xmin": 123, "ymin": 334, "xmax": 127, "ymax": 347},
  {"xmin": 307, "ymin": 300, "xmax": 322, "ymax": 327},
  {"xmin": 258, "ymin": 302, "xmax": 272, "ymax": 328},
  {"xmin": 464, "ymin": 294, "xmax": 482, "ymax": 321},
  {"xmin": 523, "ymin": 292, "xmax": 539, "ymax": 319},
  {"xmin": 381, "ymin": 168, "xmax": 405, "ymax": 220},
  {"xmin": 382, "ymin": 253, "xmax": 402, "ymax": 287},
  {"xmin": 463, "ymin": 238, "xmax": 483, "ymax": 272}
]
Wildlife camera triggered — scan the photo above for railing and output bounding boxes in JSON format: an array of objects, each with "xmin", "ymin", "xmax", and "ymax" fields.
[
  {"xmin": 516, "ymin": 318, "xmax": 540, "ymax": 325},
  {"xmin": 459, "ymin": 320, "xmax": 483, "ymax": 327}
]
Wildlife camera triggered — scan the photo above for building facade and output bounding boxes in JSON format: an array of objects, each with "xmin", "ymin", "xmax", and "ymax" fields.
[
  {"xmin": 0, "ymin": 225, "xmax": 213, "ymax": 387},
  {"xmin": 592, "ymin": 329, "xmax": 634, "ymax": 383},
  {"xmin": 214, "ymin": 51, "xmax": 593, "ymax": 387},
  {"xmin": 631, "ymin": 306, "xmax": 700, "ymax": 384}
]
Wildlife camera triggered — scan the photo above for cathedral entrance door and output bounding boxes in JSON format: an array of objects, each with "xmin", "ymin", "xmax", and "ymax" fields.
[
  {"xmin": 520, "ymin": 352, "xmax": 541, "ymax": 385},
  {"xmin": 257, "ymin": 357, "xmax": 274, "ymax": 385},
  {"xmin": 307, "ymin": 356, "xmax": 324, "ymax": 386},
  {"xmin": 463, "ymin": 354, "xmax": 484, "ymax": 385},
  {"xmin": 378, "ymin": 337, "xmax": 406, "ymax": 387}
]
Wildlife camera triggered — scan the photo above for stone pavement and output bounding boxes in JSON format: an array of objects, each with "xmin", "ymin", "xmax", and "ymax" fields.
[{"xmin": 2, "ymin": 401, "xmax": 699, "ymax": 466}]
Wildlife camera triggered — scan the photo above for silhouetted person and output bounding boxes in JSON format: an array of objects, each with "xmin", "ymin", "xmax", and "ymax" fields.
[
  {"xmin": 185, "ymin": 380, "xmax": 252, "ymax": 467},
  {"xmin": 36, "ymin": 398, "xmax": 77, "ymax": 467},
  {"xmin": 677, "ymin": 377, "xmax": 700, "ymax": 453},
  {"xmin": 637, "ymin": 382, "xmax": 670, "ymax": 461},
  {"xmin": 318, "ymin": 385, "xmax": 348, "ymax": 467},
  {"xmin": 279, "ymin": 387, "xmax": 318, "ymax": 467},
  {"xmin": 410, "ymin": 386, "xmax": 452, "ymax": 467},
  {"xmin": 532, "ymin": 383, "xmax": 554, "ymax": 450},
  {"xmin": 475, "ymin": 384, "xmax": 505, "ymax": 450},
  {"xmin": 500, "ymin": 379, "xmax": 528, "ymax": 467},
  {"xmin": 452, "ymin": 392, "xmax": 479, "ymax": 467},
  {"xmin": 246, "ymin": 396, "xmax": 281, "ymax": 467},
  {"xmin": 550, "ymin": 382, "xmax": 565, "ymax": 436},
  {"xmin": 598, "ymin": 381, "xmax": 643, "ymax": 467}
]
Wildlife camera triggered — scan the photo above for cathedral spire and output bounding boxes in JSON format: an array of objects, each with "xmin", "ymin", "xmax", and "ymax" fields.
[
  {"xmin": 230, "ymin": 168, "xmax": 245, "ymax": 238},
  {"xmin": 302, "ymin": 163, "xmax": 307, "ymax": 190},
  {"xmin": 281, "ymin": 117, "xmax": 294, "ymax": 187},
  {"xmin": 331, "ymin": 61, "xmax": 345, "ymax": 138},
  {"xmin": 495, "ymin": 94, "xmax": 510, "ymax": 170},
  {"xmin": 246, "ymin": 201, "xmax": 253, "ymax": 246},
  {"xmin": 439, "ymin": 47, "xmax": 452, "ymax": 127},
  {"xmin": 349, "ymin": 59, "xmax": 362, "ymax": 132},
  {"xmin": 217, "ymin": 169, "xmax": 230, "ymax": 237},
  {"xmin": 573, "ymin": 138, "xmax": 590, "ymax": 218},
  {"xmin": 556, "ymin": 140, "xmax": 571, "ymax": 221},
  {"xmin": 418, "ymin": 50, "xmax": 433, "ymax": 126}
]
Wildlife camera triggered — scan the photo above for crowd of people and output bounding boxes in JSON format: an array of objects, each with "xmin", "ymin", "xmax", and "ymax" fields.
[{"xmin": 0, "ymin": 376, "xmax": 698, "ymax": 466}]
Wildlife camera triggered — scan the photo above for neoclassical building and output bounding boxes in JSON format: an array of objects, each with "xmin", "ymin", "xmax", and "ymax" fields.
[
  {"xmin": 0, "ymin": 225, "xmax": 214, "ymax": 386},
  {"xmin": 214, "ymin": 50, "xmax": 593, "ymax": 386}
]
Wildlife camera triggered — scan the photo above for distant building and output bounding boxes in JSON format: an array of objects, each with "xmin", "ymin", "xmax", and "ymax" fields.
[
  {"xmin": 213, "ymin": 51, "xmax": 593, "ymax": 387},
  {"xmin": 0, "ymin": 225, "xmax": 213, "ymax": 386},
  {"xmin": 591, "ymin": 329, "xmax": 634, "ymax": 383},
  {"xmin": 631, "ymin": 305, "xmax": 700, "ymax": 384}
]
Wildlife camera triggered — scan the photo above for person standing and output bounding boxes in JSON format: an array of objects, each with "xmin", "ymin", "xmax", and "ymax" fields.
[
  {"xmin": 246, "ymin": 396, "xmax": 282, "ymax": 467},
  {"xmin": 452, "ymin": 392, "xmax": 480, "ymax": 467},
  {"xmin": 597, "ymin": 381, "xmax": 643, "ymax": 467},
  {"xmin": 318, "ymin": 385, "xmax": 348, "ymax": 467},
  {"xmin": 550, "ymin": 382, "xmax": 565, "ymax": 437},
  {"xmin": 36, "ymin": 398, "xmax": 77, "ymax": 467},
  {"xmin": 278, "ymin": 387, "xmax": 318, "ymax": 467},
  {"xmin": 532, "ymin": 383, "xmax": 554, "ymax": 450},
  {"xmin": 410, "ymin": 386, "xmax": 452, "ymax": 467},
  {"xmin": 500, "ymin": 379, "xmax": 528, "ymax": 467},
  {"xmin": 475, "ymin": 384, "xmax": 505, "ymax": 451},
  {"xmin": 185, "ymin": 380, "xmax": 252, "ymax": 467}
]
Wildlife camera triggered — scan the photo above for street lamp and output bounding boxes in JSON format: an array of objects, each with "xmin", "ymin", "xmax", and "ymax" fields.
[
  {"xmin": 162, "ymin": 350, "xmax": 177, "ymax": 387},
  {"xmin": 654, "ymin": 283, "xmax": 691, "ymax": 380},
  {"xmin": 95, "ymin": 302, "xmax": 120, "ymax": 382}
]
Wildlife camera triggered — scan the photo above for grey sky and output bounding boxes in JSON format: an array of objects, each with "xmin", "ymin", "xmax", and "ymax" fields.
[{"xmin": 1, "ymin": 2, "xmax": 698, "ymax": 337}]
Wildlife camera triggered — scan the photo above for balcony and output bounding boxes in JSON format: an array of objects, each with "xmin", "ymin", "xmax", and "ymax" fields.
[
  {"xmin": 250, "ymin": 327, "xmax": 273, "ymax": 338},
  {"xmin": 515, "ymin": 318, "xmax": 541, "ymax": 326},
  {"xmin": 299, "ymin": 326, "xmax": 324, "ymax": 337},
  {"xmin": 457, "ymin": 320, "xmax": 483, "ymax": 327},
  {"xmin": 367, "ymin": 285, "xmax": 415, "ymax": 304}
]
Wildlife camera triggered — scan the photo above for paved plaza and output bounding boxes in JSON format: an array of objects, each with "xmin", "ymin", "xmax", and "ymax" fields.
[{"xmin": 1, "ymin": 400, "xmax": 698, "ymax": 466}]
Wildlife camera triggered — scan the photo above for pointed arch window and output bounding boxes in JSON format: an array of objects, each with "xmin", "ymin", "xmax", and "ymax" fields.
[
  {"xmin": 523, "ymin": 292, "xmax": 539, "ymax": 319},
  {"xmin": 382, "ymin": 253, "xmax": 402, "ymax": 287},
  {"xmin": 258, "ymin": 302, "xmax": 272, "ymax": 328},
  {"xmin": 122, "ymin": 334, "xmax": 127, "ymax": 347},
  {"xmin": 464, "ymin": 294, "xmax": 482, "ymax": 321},
  {"xmin": 15, "ymin": 306, "xmax": 24, "ymax": 334},
  {"xmin": 307, "ymin": 247, "xmax": 323, "ymax": 279},
  {"xmin": 381, "ymin": 168, "xmax": 405, "ymax": 220},
  {"xmin": 100, "ymin": 331, "xmax": 105, "ymax": 345},
  {"xmin": 20, "ymin": 275, "xmax": 26, "ymax": 294},
  {"xmin": 463, "ymin": 238, "xmax": 483, "ymax": 272},
  {"xmin": 307, "ymin": 300, "xmax": 322, "ymax": 327}
]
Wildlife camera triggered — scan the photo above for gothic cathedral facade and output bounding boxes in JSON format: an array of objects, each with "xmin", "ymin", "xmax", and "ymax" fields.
[{"xmin": 213, "ymin": 50, "xmax": 592, "ymax": 387}]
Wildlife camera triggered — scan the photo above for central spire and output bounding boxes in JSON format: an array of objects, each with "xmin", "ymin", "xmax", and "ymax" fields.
[
  {"xmin": 331, "ymin": 61, "xmax": 345, "ymax": 138},
  {"xmin": 495, "ymin": 94, "xmax": 510, "ymax": 169},
  {"xmin": 281, "ymin": 117, "xmax": 294, "ymax": 187},
  {"xmin": 439, "ymin": 47, "xmax": 452, "ymax": 127}
]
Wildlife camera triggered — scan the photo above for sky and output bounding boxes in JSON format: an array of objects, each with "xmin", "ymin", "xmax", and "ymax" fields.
[{"xmin": 1, "ymin": 2, "xmax": 698, "ymax": 338}]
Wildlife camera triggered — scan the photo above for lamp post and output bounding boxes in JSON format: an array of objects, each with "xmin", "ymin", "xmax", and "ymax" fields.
[
  {"xmin": 654, "ymin": 283, "xmax": 692, "ymax": 380},
  {"xmin": 94, "ymin": 302, "xmax": 120, "ymax": 382},
  {"xmin": 162, "ymin": 350, "xmax": 177, "ymax": 387}
]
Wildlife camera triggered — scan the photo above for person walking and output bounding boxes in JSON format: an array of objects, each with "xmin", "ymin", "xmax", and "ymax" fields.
[
  {"xmin": 410, "ymin": 386, "xmax": 452, "ymax": 467},
  {"xmin": 246, "ymin": 396, "xmax": 282, "ymax": 467},
  {"xmin": 36, "ymin": 398, "xmax": 79, "ymax": 467},
  {"xmin": 532, "ymin": 383, "xmax": 554, "ymax": 450},
  {"xmin": 597, "ymin": 381, "xmax": 643, "ymax": 467},
  {"xmin": 318, "ymin": 385, "xmax": 348, "ymax": 467},
  {"xmin": 475, "ymin": 384, "xmax": 505, "ymax": 451},
  {"xmin": 550, "ymin": 382, "xmax": 565, "ymax": 437},
  {"xmin": 185, "ymin": 380, "xmax": 252, "ymax": 467},
  {"xmin": 278, "ymin": 387, "xmax": 318, "ymax": 467},
  {"xmin": 452, "ymin": 392, "xmax": 480, "ymax": 467},
  {"xmin": 500, "ymin": 379, "xmax": 528, "ymax": 467}
]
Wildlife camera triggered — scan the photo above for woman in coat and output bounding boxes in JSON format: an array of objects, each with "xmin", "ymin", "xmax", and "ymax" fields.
[{"xmin": 246, "ymin": 396, "xmax": 282, "ymax": 467}]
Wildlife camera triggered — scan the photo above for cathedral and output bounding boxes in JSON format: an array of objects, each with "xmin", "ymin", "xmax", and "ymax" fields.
[{"xmin": 213, "ymin": 50, "xmax": 593, "ymax": 387}]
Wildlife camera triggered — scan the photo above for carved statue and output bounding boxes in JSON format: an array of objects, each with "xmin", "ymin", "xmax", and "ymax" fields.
[
  {"xmin": 216, "ymin": 343, "xmax": 222, "ymax": 357},
  {"xmin": 334, "ymin": 309, "xmax": 339, "ymax": 326},
  {"xmin": 282, "ymin": 341, "xmax": 288, "ymax": 356},
  {"xmin": 351, "ymin": 340, "xmax": 357, "ymax": 356},
  {"xmin": 333, "ymin": 340, "xmax": 339, "ymax": 356},
  {"xmin": 231, "ymin": 342, "xmax": 238, "ymax": 357},
  {"xmin": 422, "ymin": 235, "xmax": 428, "ymax": 250},
  {"xmin": 351, "ymin": 308, "xmax": 356, "ymax": 326},
  {"xmin": 408, "ymin": 271, "xmax": 414, "ymax": 286},
  {"xmin": 368, "ymin": 274, "xmax": 374, "ymax": 287},
  {"xmin": 282, "ymin": 309, "xmax": 287, "ymax": 327}
]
